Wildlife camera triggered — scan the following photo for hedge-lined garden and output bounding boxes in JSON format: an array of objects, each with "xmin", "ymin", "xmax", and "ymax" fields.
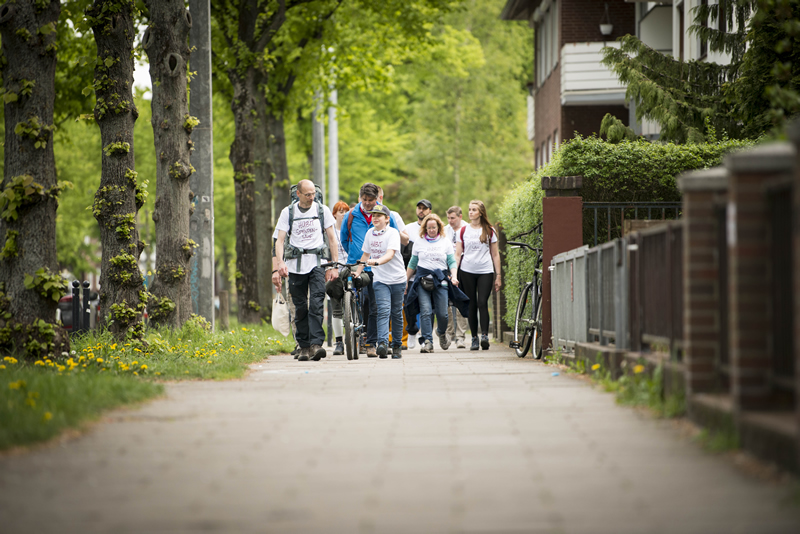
[{"xmin": 497, "ymin": 135, "xmax": 754, "ymax": 330}]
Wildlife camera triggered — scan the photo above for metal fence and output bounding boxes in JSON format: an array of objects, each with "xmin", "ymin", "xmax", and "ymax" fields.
[
  {"xmin": 551, "ymin": 221, "xmax": 683, "ymax": 356},
  {"xmin": 583, "ymin": 202, "xmax": 682, "ymax": 246}
]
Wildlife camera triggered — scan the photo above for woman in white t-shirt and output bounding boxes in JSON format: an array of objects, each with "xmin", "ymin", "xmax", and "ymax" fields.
[
  {"xmin": 405, "ymin": 213, "xmax": 458, "ymax": 353},
  {"xmin": 354, "ymin": 205, "xmax": 406, "ymax": 359},
  {"xmin": 455, "ymin": 200, "xmax": 501, "ymax": 351}
]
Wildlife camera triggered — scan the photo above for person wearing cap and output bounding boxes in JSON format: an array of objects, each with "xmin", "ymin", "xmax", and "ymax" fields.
[
  {"xmin": 353, "ymin": 205, "xmax": 406, "ymax": 359},
  {"xmin": 339, "ymin": 183, "xmax": 401, "ymax": 357},
  {"xmin": 401, "ymin": 198, "xmax": 432, "ymax": 348}
]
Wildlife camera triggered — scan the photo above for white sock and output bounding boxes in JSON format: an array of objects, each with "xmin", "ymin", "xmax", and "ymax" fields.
[{"xmin": 332, "ymin": 317, "xmax": 343, "ymax": 338}]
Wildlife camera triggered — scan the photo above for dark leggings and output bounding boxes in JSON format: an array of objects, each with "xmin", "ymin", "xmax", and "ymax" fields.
[{"xmin": 458, "ymin": 269, "xmax": 493, "ymax": 337}]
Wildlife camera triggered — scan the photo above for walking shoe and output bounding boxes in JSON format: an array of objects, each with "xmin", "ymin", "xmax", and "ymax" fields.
[
  {"xmin": 401, "ymin": 345, "xmax": 408, "ymax": 350},
  {"xmin": 392, "ymin": 346, "xmax": 402, "ymax": 359},
  {"xmin": 292, "ymin": 344, "xmax": 299, "ymax": 359},
  {"xmin": 481, "ymin": 335, "xmax": 490, "ymax": 350},
  {"xmin": 420, "ymin": 340, "xmax": 434, "ymax": 353},
  {"xmin": 297, "ymin": 347, "xmax": 310, "ymax": 361},
  {"xmin": 310, "ymin": 344, "xmax": 326, "ymax": 361},
  {"xmin": 377, "ymin": 342, "xmax": 388, "ymax": 359},
  {"xmin": 359, "ymin": 339, "xmax": 367, "ymax": 355},
  {"xmin": 366, "ymin": 345, "xmax": 378, "ymax": 358},
  {"xmin": 439, "ymin": 333, "xmax": 450, "ymax": 350},
  {"xmin": 407, "ymin": 337, "xmax": 416, "ymax": 349},
  {"xmin": 470, "ymin": 337, "xmax": 479, "ymax": 351},
  {"xmin": 333, "ymin": 341, "xmax": 344, "ymax": 356},
  {"xmin": 456, "ymin": 338, "xmax": 466, "ymax": 349}
]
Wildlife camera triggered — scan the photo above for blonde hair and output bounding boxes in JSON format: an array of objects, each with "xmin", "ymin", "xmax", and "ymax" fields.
[
  {"xmin": 419, "ymin": 213, "xmax": 445, "ymax": 238},
  {"xmin": 469, "ymin": 200, "xmax": 494, "ymax": 244}
]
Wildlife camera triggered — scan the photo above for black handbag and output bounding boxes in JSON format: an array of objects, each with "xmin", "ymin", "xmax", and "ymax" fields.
[{"xmin": 420, "ymin": 274, "xmax": 436, "ymax": 292}]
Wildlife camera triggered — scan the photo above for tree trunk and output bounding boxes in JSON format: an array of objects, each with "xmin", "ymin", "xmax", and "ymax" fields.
[
  {"xmin": 254, "ymin": 94, "xmax": 272, "ymax": 322},
  {"xmin": 143, "ymin": 0, "xmax": 194, "ymax": 328},
  {"xmin": 88, "ymin": 0, "xmax": 146, "ymax": 340},
  {"xmin": 269, "ymin": 111, "xmax": 291, "ymax": 214},
  {"xmin": 228, "ymin": 69, "xmax": 261, "ymax": 324},
  {"xmin": 0, "ymin": 0, "xmax": 69, "ymax": 358}
]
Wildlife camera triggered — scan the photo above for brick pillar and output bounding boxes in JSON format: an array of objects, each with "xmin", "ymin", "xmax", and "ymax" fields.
[
  {"xmin": 725, "ymin": 144, "xmax": 795, "ymax": 412},
  {"xmin": 541, "ymin": 176, "xmax": 584, "ymax": 351},
  {"xmin": 678, "ymin": 167, "xmax": 728, "ymax": 397},
  {"xmin": 789, "ymin": 121, "xmax": 800, "ymax": 472}
]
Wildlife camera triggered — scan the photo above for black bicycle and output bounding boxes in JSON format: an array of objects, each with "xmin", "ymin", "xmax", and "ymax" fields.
[
  {"xmin": 322, "ymin": 261, "xmax": 367, "ymax": 360},
  {"xmin": 508, "ymin": 237, "xmax": 543, "ymax": 359}
]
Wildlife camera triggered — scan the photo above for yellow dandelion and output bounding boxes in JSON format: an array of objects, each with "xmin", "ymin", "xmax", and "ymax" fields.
[
  {"xmin": 140, "ymin": 364, "xmax": 147, "ymax": 370},
  {"xmin": 3, "ymin": 356, "xmax": 18, "ymax": 364},
  {"xmin": 133, "ymin": 371, "xmax": 138, "ymax": 376},
  {"xmin": 0, "ymin": 365, "xmax": 5, "ymax": 370},
  {"xmin": 34, "ymin": 360, "xmax": 45, "ymax": 366},
  {"xmin": 155, "ymin": 372, "xmax": 161, "ymax": 375},
  {"xmin": 207, "ymin": 360, "xmax": 213, "ymax": 364},
  {"xmin": 633, "ymin": 364, "xmax": 645, "ymax": 374},
  {"xmin": 96, "ymin": 358, "xmax": 104, "ymax": 363},
  {"xmin": 42, "ymin": 412, "xmax": 53, "ymax": 422},
  {"xmin": 110, "ymin": 343, "xmax": 117, "ymax": 350},
  {"xmin": 591, "ymin": 363, "xmax": 601, "ymax": 371}
]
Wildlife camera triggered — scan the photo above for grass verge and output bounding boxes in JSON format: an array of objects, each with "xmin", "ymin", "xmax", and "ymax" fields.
[{"xmin": 0, "ymin": 317, "xmax": 294, "ymax": 450}]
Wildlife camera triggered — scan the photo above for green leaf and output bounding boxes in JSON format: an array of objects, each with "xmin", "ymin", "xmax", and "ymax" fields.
[
  {"xmin": 4, "ymin": 92, "xmax": 18, "ymax": 104},
  {"xmin": 24, "ymin": 274, "xmax": 34, "ymax": 289},
  {"xmin": 82, "ymin": 86, "xmax": 93, "ymax": 97},
  {"xmin": 104, "ymin": 57, "xmax": 115, "ymax": 68}
]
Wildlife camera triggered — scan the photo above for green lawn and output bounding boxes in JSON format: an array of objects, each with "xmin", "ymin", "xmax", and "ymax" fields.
[{"xmin": 0, "ymin": 319, "xmax": 294, "ymax": 450}]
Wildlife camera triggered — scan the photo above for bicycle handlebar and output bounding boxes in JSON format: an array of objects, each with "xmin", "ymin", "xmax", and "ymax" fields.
[{"xmin": 319, "ymin": 260, "xmax": 367, "ymax": 269}]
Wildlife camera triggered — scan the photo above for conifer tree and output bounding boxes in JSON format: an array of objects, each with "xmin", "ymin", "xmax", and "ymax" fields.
[{"xmin": 601, "ymin": 0, "xmax": 800, "ymax": 143}]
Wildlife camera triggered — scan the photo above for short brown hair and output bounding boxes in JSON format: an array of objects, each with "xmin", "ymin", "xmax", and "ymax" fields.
[
  {"xmin": 446, "ymin": 206, "xmax": 462, "ymax": 217},
  {"xmin": 419, "ymin": 213, "xmax": 445, "ymax": 238},
  {"xmin": 359, "ymin": 183, "xmax": 379, "ymax": 199}
]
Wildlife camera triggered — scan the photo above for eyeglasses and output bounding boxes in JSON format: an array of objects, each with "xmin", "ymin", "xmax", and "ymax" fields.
[{"xmin": 300, "ymin": 192, "xmax": 315, "ymax": 198}]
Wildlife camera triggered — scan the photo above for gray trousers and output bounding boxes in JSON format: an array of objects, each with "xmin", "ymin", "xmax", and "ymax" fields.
[{"xmin": 446, "ymin": 303, "xmax": 468, "ymax": 342}]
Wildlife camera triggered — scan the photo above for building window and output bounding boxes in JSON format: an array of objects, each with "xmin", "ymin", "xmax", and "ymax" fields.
[{"xmin": 535, "ymin": 0, "xmax": 559, "ymax": 88}]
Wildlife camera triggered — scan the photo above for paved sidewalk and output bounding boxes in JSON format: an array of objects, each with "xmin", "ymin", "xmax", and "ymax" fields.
[{"xmin": 1, "ymin": 342, "xmax": 799, "ymax": 533}]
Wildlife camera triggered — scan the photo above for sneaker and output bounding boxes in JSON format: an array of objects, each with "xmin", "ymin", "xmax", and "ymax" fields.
[
  {"xmin": 470, "ymin": 337, "xmax": 479, "ymax": 351},
  {"xmin": 359, "ymin": 339, "xmax": 367, "ymax": 355},
  {"xmin": 420, "ymin": 340, "xmax": 434, "ymax": 353},
  {"xmin": 401, "ymin": 345, "xmax": 408, "ymax": 350},
  {"xmin": 310, "ymin": 344, "xmax": 326, "ymax": 361},
  {"xmin": 407, "ymin": 337, "xmax": 416, "ymax": 349},
  {"xmin": 481, "ymin": 335, "xmax": 490, "ymax": 350},
  {"xmin": 438, "ymin": 333, "xmax": 450, "ymax": 350},
  {"xmin": 377, "ymin": 343, "xmax": 388, "ymax": 359},
  {"xmin": 392, "ymin": 346, "xmax": 402, "ymax": 359},
  {"xmin": 298, "ymin": 347, "xmax": 310, "ymax": 361},
  {"xmin": 292, "ymin": 344, "xmax": 299, "ymax": 359},
  {"xmin": 333, "ymin": 341, "xmax": 344, "ymax": 356},
  {"xmin": 366, "ymin": 345, "xmax": 378, "ymax": 358},
  {"xmin": 456, "ymin": 338, "xmax": 466, "ymax": 349}
]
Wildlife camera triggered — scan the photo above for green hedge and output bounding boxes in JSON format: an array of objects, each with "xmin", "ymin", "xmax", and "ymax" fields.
[{"xmin": 497, "ymin": 135, "xmax": 755, "ymax": 330}]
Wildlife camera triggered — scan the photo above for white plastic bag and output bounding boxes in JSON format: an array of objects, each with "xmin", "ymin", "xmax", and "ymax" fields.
[{"xmin": 272, "ymin": 293, "xmax": 291, "ymax": 337}]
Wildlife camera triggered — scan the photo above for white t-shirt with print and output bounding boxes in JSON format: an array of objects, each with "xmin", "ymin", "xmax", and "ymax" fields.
[
  {"xmin": 459, "ymin": 224, "xmax": 497, "ymax": 274},
  {"xmin": 362, "ymin": 227, "xmax": 406, "ymax": 285},
  {"xmin": 276, "ymin": 202, "xmax": 336, "ymax": 275},
  {"xmin": 412, "ymin": 236, "xmax": 454, "ymax": 272},
  {"xmin": 444, "ymin": 220, "xmax": 468, "ymax": 246}
]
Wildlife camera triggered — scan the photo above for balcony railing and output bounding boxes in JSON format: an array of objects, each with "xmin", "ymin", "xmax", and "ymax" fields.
[{"xmin": 560, "ymin": 42, "xmax": 626, "ymax": 106}]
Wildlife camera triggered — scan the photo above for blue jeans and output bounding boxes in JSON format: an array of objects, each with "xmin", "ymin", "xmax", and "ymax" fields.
[
  {"xmin": 417, "ymin": 283, "xmax": 448, "ymax": 342},
  {"xmin": 374, "ymin": 281, "xmax": 405, "ymax": 347}
]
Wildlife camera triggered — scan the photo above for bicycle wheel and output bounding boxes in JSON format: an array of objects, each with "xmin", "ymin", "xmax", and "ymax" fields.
[
  {"xmin": 343, "ymin": 292, "xmax": 357, "ymax": 360},
  {"xmin": 531, "ymin": 295, "xmax": 543, "ymax": 359},
  {"xmin": 513, "ymin": 283, "xmax": 533, "ymax": 358}
]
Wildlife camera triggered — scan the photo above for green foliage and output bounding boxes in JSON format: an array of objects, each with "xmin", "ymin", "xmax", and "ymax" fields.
[
  {"xmin": 556, "ymin": 135, "xmax": 754, "ymax": 204},
  {"xmin": 102, "ymin": 141, "xmax": 131, "ymax": 157},
  {"xmin": 146, "ymin": 294, "xmax": 176, "ymax": 323},
  {"xmin": 109, "ymin": 301, "xmax": 139, "ymax": 326},
  {"xmin": 602, "ymin": 0, "xmax": 800, "ymax": 141},
  {"xmin": 112, "ymin": 212, "xmax": 136, "ymax": 240},
  {"xmin": 0, "ymin": 230, "xmax": 19, "ymax": 260},
  {"xmin": 23, "ymin": 268, "xmax": 68, "ymax": 302},
  {"xmin": 183, "ymin": 114, "xmax": 199, "ymax": 133},
  {"xmin": 14, "ymin": 116, "xmax": 54, "ymax": 149},
  {"xmin": 16, "ymin": 28, "xmax": 33, "ymax": 42}
]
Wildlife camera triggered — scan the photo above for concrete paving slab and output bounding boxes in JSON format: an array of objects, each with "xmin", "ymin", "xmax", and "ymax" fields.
[{"xmin": 1, "ymin": 343, "xmax": 799, "ymax": 533}]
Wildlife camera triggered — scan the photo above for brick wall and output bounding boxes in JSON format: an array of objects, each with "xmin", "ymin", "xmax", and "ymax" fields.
[
  {"xmin": 534, "ymin": 63, "xmax": 561, "ymax": 163},
  {"xmin": 678, "ymin": 168, "xmax": 729, "ymax": 397},
  {"xmin": 562, "ymin": 104, "xmax": 628, "ymax": 140},
  {"xmin": 725, "ymin": 145, "xmax": 795, "ymax": 412},
  {"xmin": 560, "ymin": 0, "xmax": 635, "ymax": 47}
]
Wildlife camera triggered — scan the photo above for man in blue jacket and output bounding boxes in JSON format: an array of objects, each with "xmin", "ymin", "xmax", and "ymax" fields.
[{"xmin": 340, "ymin": 182, "xmax": 404, "ymax": 357}]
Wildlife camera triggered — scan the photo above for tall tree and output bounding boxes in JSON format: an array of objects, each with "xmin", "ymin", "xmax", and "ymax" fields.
[
  {"xmin": 87, "ymin": 0, "xmax": 147, "ymax": 340},
  {"xmin": 143, "ymin": 0, "xmax": 195, "ymax": 328},
  {"xmin": 0, "ymin": 0, "xmax": 70, "ymax": 358},
  {"xmin": 601, "ymin": 0, "xmax": 800, "ymax": 142}
]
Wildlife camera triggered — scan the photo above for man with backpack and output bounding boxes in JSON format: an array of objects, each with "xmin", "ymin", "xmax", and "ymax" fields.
[
  {"xmin": 339, "ymin": 183, "xmax": 401, "ymax": 357},
  {"xmin": 275, "ymin": 180, "xmax": 339, "ymax": 361}
]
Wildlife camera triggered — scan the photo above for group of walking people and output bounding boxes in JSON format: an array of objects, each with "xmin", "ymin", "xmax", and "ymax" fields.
[{"xmin": 273, "ymin": 179, "xmax": 501, "ymax": 361}]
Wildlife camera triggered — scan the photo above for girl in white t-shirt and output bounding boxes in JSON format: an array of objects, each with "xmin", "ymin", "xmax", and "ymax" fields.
[
  {"xmin": 354, "ymin": 205, "xmax": 406, "ymax": 359},
  {"xmin": 405, "ymin": 213, "xmax": 459, "ymax": 353},
  {"xmin": 455, "ymin": 200, "xmax": 502, "ymax": 351}
]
